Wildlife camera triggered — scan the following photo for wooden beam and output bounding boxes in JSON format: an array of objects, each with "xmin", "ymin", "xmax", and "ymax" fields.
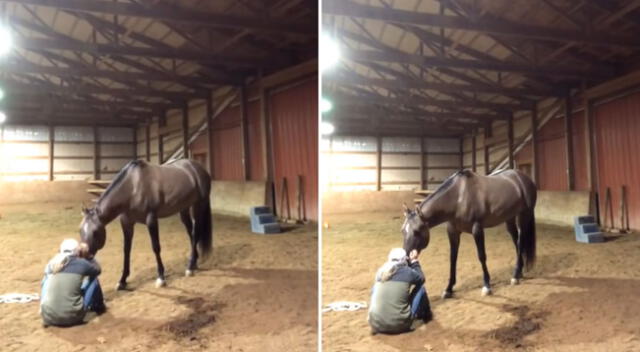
[
  {"xmin": 239, "ymin": 85, "xmax": 250, "ymax": 181},
  {"xmin": 48, "ymin": 125, "xmax": 54, "ymax": 181},
  {"xmin": 182, "ymin": 104, "xmax": 189, "ymax": 159},
  {"xmin": 145, "ymin": 123, "xmax": 151, "ymax": 162},
  {"xmin": 471, "ymin": 131, "xmax": 477, "ymax": 172},
  {"xmin": 531, "ymin": 106, "xmax": 539, "ymax": 184},
  {"xmin": 484, "ymin": 144, "xmax": 490, "ymax": 175},
  {"xmin": 564, "ymin": 95, "xmax": 575, "ymax": 190},
  {"xmin": 132, "ymin": 126, "xmax": 138, "ymax": 160},
  {"xmin": 585, "ymin": 99, "xmax": 597, "ymax": 191},
  {"xmin": 376, "ymin": 136, "xmax": 382, "ymax": 191},
  {"xmin": 93, "ymin": 125, "xmax": 99, "ymax": 180},
  {"xmin": 206, "ymin": 96, "xmax": 214, "ymax": 176},
  {"xmin": 507, "ymin": 115, "xmax": 514, "ymax": 169},
  {"xmin": 420, "ymin": 136, "xmax": 426, "ymax": 188},
  {"xmin": 324, "ymin": 0, "xmax": 640, "ymax": 47},
  {"xmin": 585, "ymin": 69, "xmax": 640, "ymax": 99},
  {"xmin": 260, "ymin": 83, "xmax": 274, "ymax": 183},
  {"xmin": 3, "ymin": 0, "xmax": 314, "ymax": 34},
  {"xmin": 158, "ymin": 134, "xmax": 164, "ymax": 164}
]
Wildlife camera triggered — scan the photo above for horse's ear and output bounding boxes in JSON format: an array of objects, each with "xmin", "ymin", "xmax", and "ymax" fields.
[
  {"xmin": 81, "ymin": 204, "xmax": 88, "ymax": 215},
  {"xmin": 402, "ymin": 203, "xmax": 410, "ymax": 215}
]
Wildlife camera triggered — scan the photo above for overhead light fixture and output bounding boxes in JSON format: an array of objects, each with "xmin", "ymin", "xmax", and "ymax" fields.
[
  {"xmin": 320, "ymin": 33, "xmax": 341, "ymax": 73},
  {"xmin": 321, "ymin": 121, "xmax": 335, "ymax": 135},
  {"xmin": 0, "ymin": 111, "xmax": 6, "ymax": 124},
  {"xmin": 0, "ymin": 26, "xmax": 12, "ymax": 56},
  {"xmin": 0, "ymin": 87, "xmax": 4, "ymax": 101},
  {"xmin": 321, "ymin": 97, "xmax": 333, "ymax": 114}
]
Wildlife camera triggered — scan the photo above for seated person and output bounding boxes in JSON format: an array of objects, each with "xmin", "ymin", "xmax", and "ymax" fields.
[
  {"xmin": 40, "ymin": 238, "xmax": 106, "ymax": 327},
  {"xmin": 368, "ymin": 248, "xmax": 432, "ymax": 334}
]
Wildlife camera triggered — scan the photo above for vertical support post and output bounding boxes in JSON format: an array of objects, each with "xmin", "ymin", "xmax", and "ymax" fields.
[
  {"xmin": 132, "ymin": 126, "xmax": 138, "ymax": 160},
  {"xmin": 471, "ymin": 130, "xmax": 477, "ymax": 172},
  {"xmin": 484, "ymin": 144, "xmax": 490, "ymax": 175},
  {"xmin": 531, "ymin": 105, "xmax": 539, "ymax": 184},
  {"xmin": 424, "ymin": 137, "xmax": 429, "ymax": 189},
  {"xmin": 92, "ymin": 125, "xmax": 99, "ymax": 180},
  {"xmin": 158, "ymin": 134, "xmax": 164, "ymax": 164},
  {"xmin": 376, "ymin": 136, "xmax": 382, "ymax": 191},
  {"xmin": 145, "ymin": 121, "xmax": 151, "ymax": 162},
  {"xmin": 565, "ymin": 94, "xmax": 575, "ymax": 190},
  {"xmin": 48, "ymin": 125, "xmax": 54, "ymax": 181},
  {"xmin": 182, "ymin": 104, "xmax": 189, "ymax": 159},
  {"xmin": 260, "ymin": 75, "xmax": 275, "ymax": 211},
  {"xmin": 419, "ymin": 136, "xmax": 425, "ymax": 189},
  {"xmin": 459, "ymin": 137, "xmax": 464, "ymax": 169},
  {"xmin": 507, "ymin": 115, "xmax": 514, "ymax": 169},
  {"xmin": 239, "ymin": 85, "xmax": 250, "ymax": 181},
  {"xmin": 206, "ymin": 95, "xmax": 214, "ymax": 176},
  {"xmin": 585, "ymin": 98, "xmax": 596, "ymax": 191}
]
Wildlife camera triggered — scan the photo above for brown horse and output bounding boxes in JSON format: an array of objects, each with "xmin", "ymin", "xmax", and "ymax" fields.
[
  {"xmin": 402, "ymin": 169, "xmax": 536, "ymax": 298},
  {"xmin": 80, "ymin": 159, "xmax": 213, "ymax": 290}
]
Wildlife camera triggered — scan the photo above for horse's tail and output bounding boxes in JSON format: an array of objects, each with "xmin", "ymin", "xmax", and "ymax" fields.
[
  {"xmin": 520, "ymin": 208, "xmax": 536, "ymax": 271},
  {"xmin": 195, "ymin": 195, "xmax": 213, "ymax": 260}
]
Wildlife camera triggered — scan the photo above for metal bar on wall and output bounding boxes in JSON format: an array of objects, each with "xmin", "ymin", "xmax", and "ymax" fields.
[
  {"xmin": 48, "ymin": 125, "xmax": 54, "ymax": 181},
  {"xmin": 565, "ymin": 94, "xmax": 575, "ymax": 190},
  {"xmin": 239, "ymin": 84, "xmax": 250, "ymax": 181}
]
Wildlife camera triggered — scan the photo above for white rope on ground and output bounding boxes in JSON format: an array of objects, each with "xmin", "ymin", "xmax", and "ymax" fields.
[
  {"xmin": 322, "ymin": 301, "xmax": 367, "ymax": 313},
  {"xmin": 0, "ymin": 293, "xmax": 40, "ymax": 304}
]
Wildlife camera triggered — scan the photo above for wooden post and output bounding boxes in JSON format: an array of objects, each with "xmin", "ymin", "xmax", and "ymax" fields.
[
  {"xmin": 564, "ymin": 94, "xmax": 575, "ymax": 190},
  {"xmin": 158, "ymin": 134, "xmax": 164, "ymax": 164},
  {"xmin": 206, "ymin": 95, "xmax": 214, "ymax": 176},
  {"xmin": 239, "ymin": 85, "xmax": 250, "ymax": 181},
  {"xmin": 92, "ymin": 125, "xmax": 99, "ymax": 180},
  {"xmin": 459, "ymin": 137, "xmax": 464, "ymax": 169},
  {"xmin": 484, "ymin": 144, "xmax": 490, "ymax": 175},
  {"xmin": 419, "ymin": 136, "xmax": 425, "ymax": 189},
  {"xmin": 585, "ymin": 98, "xmax": 596, "ymax": 191},
  {"xmin": 471, "ymin": 130, "xmax": 477, "ymax": 172},
  {"xmin": 424, "ymin": 137, "xmax": 429, "ymax": 188},
  {"xmin": 132, "ymin": 126, "xmax": 138, "ymax": 160},
  {"xmin": 507, "ymin": 115, "xmax": 514, "ymax": 169},
  {"xmin": 145, "ymin": 122, "xmax": 151, "ymax": 162},
  {"xmin": 376, "ymin": 136, "xmax": 382, "ymax": 191},
  {"xmin": 260, "ymin": 76, "xmax": 275, "ymax": 211},
  {"xmin": 531, "ymin": 105, "xmax": 539, "ymax": 184},
  {"xmin": 182, "ymin": 104, "xmax": 189, "ymax": 159},
  {"xmin": 48, "ymin": 125, "xmax": 54, "ymax": 181}
]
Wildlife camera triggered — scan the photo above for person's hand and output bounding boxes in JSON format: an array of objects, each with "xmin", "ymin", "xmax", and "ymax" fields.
[{"xmin": 409, "ymin": 249, "xmax": 419, "ymax": 263}]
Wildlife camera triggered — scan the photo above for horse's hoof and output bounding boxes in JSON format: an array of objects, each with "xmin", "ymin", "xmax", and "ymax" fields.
[
  {"xmin": 511, "ymin": 278, "xmax": 520, "ymax": 285},
  {"xmin": 481, "ymin": 286, "xmax": 492, "ymax": 296},
  {"xmin": 155, "ymin": 278, "xmax": 166, "ymax": 288},
  {"xmin": 115, "ymin": 282, "xmax": 127, "ymax": 291},
  {"xmin": 442, "ymin": 291, "xmax": 453, "ymax": 299},
  {"xmin": 185, "ymin": 270, "xmax": 194, "ymax": 277}
]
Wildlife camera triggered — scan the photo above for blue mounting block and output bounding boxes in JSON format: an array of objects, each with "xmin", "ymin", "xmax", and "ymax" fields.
[
  {"xmin": 250, "ymin": 206, "xmax": 281, "ymax": 234},
  {"xmin": 574, "ymin": 215, "xmax": 604, "ymax": 243}
]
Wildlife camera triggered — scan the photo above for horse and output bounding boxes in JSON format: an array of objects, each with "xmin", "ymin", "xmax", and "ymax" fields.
[
  {"xmin": 79, "ymin": 159, "xmax": 213, "ymax": 290},
  {"xmin": 401, "ymin": 169, "xmax": 536, "ymax": 298}
]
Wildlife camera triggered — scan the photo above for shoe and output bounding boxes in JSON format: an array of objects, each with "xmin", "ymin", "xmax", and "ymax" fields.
[{"xmin": 93, "ymin": 304, "xmax": 107, "ymax": 315}]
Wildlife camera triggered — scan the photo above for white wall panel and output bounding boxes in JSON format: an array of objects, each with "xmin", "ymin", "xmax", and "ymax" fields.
[
  {"xmin": 425, "ymin": 138, "xmax": 459, "ymax": 153},
  {"xmin": 427, "ymin": 154, "xmax": 460, "ymax": 167},
  {"xmin": 54, "ymin": 159, "xmax": 93, "ymax": 173},
  {"xmin": 54, "ymin": 127, "xmax": 93, "ymax": 142},
  {"xmin": 99, "ymin": 144, "xmax": 135, "ymax": 157},
  {"xmin": 54, "ymin": 143, "xmax": 93, "ymax": 157},
  {"xmin": 382, "ymin": 154, "xmax": 420, "ymax": 167},
  {"xmin": 331, "ymin": 136, "xmax": 377, "ymax": 152},
  {"xmin": 382, "ymin": 137, "xmax": 420, "ymax": 152},
  {"xmin": 97, "ymin": 127, "xmax": 133, "ymax": 142},
  {"xmin": 2, "ymin": 125, "xmax": 49, "ymax": 141}
]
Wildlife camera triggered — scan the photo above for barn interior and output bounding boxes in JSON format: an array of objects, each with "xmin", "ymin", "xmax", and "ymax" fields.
[
  {"xmin": 0, "ymin": 1, "xmax": 318, "ymax": 351},
  {"xmin": 321, "ymin": 1, "xmax": 640, "ymax": 351}
]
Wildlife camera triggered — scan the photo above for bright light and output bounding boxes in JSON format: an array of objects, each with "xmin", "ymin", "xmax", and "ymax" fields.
[
  {"xmin": 320, "ymin": 33, "xmax": 341, "ymax": 73},
  {"xmin": 0, "ymin": 26, "xmax": 12, "ymax": 56},
  {"xmin": 0, "ymin": 111, "xmax": 6, "ymax": 124},
  {"xmin": 321, "ymin": 97, "xmax": 333, "ymax": 114},
  {"xmin": 0, "ymin": 88, "xmax": 4, "ymax": 101},
  {"xmin": 321, "ymin": 121, "xmax": 335, "ymax": 135}
]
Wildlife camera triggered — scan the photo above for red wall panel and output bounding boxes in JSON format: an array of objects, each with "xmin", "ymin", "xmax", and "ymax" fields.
[
  {"xmin": 269, "ymin": 78, "xmax": 318, "ymax": 221},
  {"xmin": 595, "ymin": 92, "xmax": 640, "ymax": 230},
  {"xmin": 537, "ymin": 117, "xmax": 568, "ymax": 191},
  {"xmin": 211, "ymin": 105, "xmax": 243, "ymax": 180},
  {"xmin": 247, "ymin": 100, "xmax": 264, "ymax": 181},
  {"xmin": 572, "ymin": 112, "xmax": 589, "ymax": 191}
]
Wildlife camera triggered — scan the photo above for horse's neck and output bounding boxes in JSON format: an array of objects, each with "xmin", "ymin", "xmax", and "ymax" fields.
[
  {"xmin": 420, "ymin": 189, "xmax": 458, "ymax": 227},
  {"xmin": 96, "ymin": 181, "xmax": 132, "ymax": 224}
]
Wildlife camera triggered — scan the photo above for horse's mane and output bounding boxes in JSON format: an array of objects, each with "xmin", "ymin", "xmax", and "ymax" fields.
[
  {"xmin": 418, "ymin": 169, "xmax": 469, "ymax": 209},
  {"xmin": 98, "ymin": 160, "xmax": 143, "ymax": 204}
]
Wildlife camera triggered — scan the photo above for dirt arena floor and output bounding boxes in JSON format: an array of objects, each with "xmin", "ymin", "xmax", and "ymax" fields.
[
  {"xmin": 323, "ymin": 211, "xmax": 640, "ymax": 352},
  {"xmin": 0, "ymin": 202, "xmax": 317, "ymax": 352}
]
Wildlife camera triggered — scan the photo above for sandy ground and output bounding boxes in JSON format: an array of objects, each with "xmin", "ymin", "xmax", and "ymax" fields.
[
  {"xmin": 322, "ymin": 212, "xmax": 640, "ymax": 352},
  {"xmin": 0, "ymin": 202, "xmax": 317, "ymax": 352}
]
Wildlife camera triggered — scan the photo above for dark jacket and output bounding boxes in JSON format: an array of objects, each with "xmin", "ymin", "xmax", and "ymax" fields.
[
  {"xmin": 40, "ymin": 256, "xmax": 101, "ymax": 326},
  {"xmin": 368, "ymin": 261, "xmax": 424, "ymax": 333}
]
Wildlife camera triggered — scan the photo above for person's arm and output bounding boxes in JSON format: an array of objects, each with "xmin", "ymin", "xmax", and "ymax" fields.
[
  {"xmin": 408, "ymin": 261, "xmax": 425, "ymax": 287},
  {"xmin": 76, "ymin": 257, "xmax": 102, "ymax": 277}
]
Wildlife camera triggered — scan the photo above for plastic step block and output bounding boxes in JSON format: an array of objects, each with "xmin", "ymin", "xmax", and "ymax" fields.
[
  {"xmin": 575, "ymin": 215, "xmax": 596, "ymax": 225},
  {"xmin": 250, "ymin": 206, "xmax": 271, "ymax": 216}
]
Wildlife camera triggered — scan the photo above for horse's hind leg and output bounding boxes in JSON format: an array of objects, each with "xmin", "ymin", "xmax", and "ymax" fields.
[
  {"xmin": 180, "ymin": 208, "xmax": 198, "ymax": 276},
  {"xmin": 443, "ymin": 222, "xmax": 461, "ymax": 299},
  {"xmin": 506, "ymin": 219, "xmax": 524, "ymax": 285},
  {"xmin": 146, "ymin": 213, "xmax": 166, "ymax": 288},
  {"xmin": 472, "ymin": 222, "xmax": 492, "ymax": 296}
]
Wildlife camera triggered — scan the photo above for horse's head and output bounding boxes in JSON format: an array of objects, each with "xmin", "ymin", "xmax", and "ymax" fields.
[
  {"xmin": 79, "ymin": 206, "xmax": 106, "ymax": 255},
  {"xmin": 401, "ymin": 203, "xmax": 430, "ymax": 254}
]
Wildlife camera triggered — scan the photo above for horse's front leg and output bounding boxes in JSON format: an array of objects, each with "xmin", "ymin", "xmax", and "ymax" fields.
[
  {"xmin": 442, "ymin": 222, "xmax": 461, "ymax": 299},
  {"xmin": 116, "ymin": 215, "xmax": 135, "ymax": 291},
  {"xmin": 472, "ymin": 222, "xmax": 492, "ymax": 296},
  {"xmin": 506, "ymin": 219, "xmax": 524, "ymax": 285},
  {"xmin": 146, "ymin": 212, "xmax": 166, "ymax": 288}
]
